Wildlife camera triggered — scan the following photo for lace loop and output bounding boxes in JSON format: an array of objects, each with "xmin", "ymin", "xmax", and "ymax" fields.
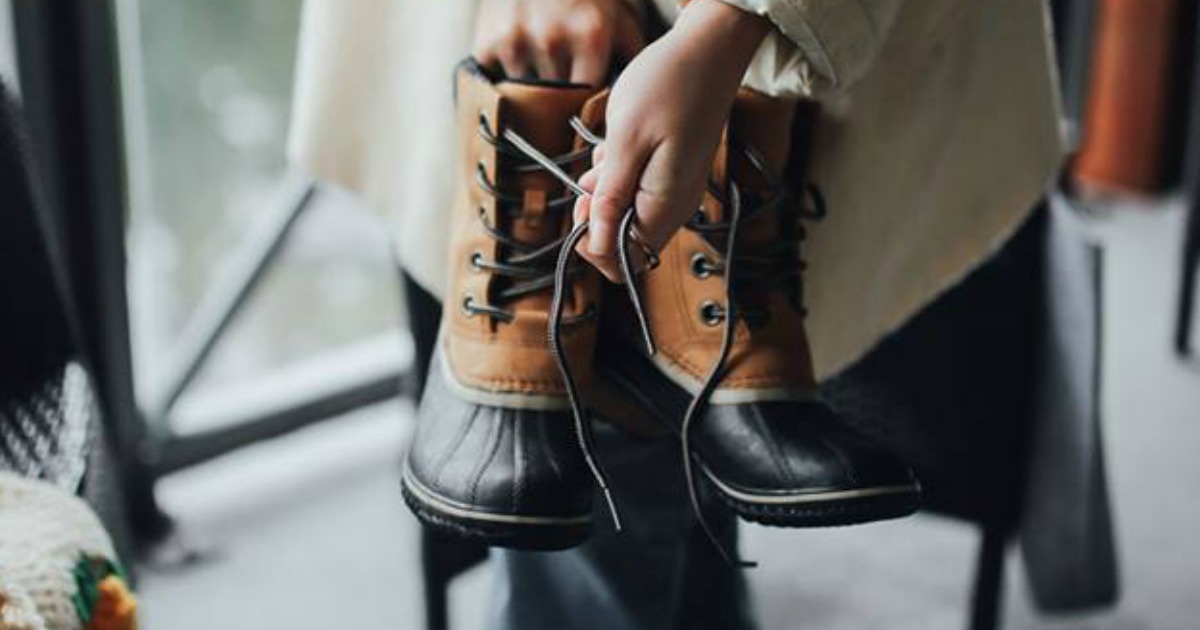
[{"xmin": 469, "ymin": 117, "xmax": 594, "ymax": 323}]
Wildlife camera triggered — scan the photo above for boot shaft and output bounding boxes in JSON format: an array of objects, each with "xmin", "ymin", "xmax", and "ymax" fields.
[
  {"xmin": 617, "ymin": 91, "xmax": 822, "ymax": 400},
  {"xmin": 454, "ymin": 62, "xmax": 600, "ymax": 313},
  {"xmin": 444, "ymin": 62, "xmax": 606, "ymax": 399}
]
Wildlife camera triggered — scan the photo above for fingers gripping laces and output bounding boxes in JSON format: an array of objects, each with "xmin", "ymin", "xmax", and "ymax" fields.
[{"xmin": 502, "ymin": 125, "xmax": 656, "ymax": 354}]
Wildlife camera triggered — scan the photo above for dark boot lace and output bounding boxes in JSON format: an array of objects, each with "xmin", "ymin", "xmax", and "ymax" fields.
[
  {"xmin": 504, "ymin": 118, "xmax": 823, "ymax": 567},
  {"xmin": 495, "ymin": 121, "xmax": 650, "ymax": 533},
  {"xmin": 675, "ymin": 144, "xmax": 825, "ymax": 568},
  {"xmin": 472, "ymin": 116, "xmax": 626, "ymax": 532},
  {"xmin": 688, "ymin": 144, "xmax": 826, "ymax": 329},
  {"xmin": 465, "ymin": 113, "xmax": 598, "ymax": 323}
]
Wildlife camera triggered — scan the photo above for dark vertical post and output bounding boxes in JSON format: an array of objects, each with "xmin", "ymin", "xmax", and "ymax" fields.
[
  {"xmin": 13, "ymin": 0, "xmax": 173, "ymax": 543},
  {"xmin": 1177, "ymin": 3, "xmax": 1200, "ymax": 357},
  {"xmin": 969, "ymin": 526, "xmax": 1007, "ymax": 630},
  {"xmin": 1053, "ymin": 0, "xmax": 1098, "ymax": 151}
]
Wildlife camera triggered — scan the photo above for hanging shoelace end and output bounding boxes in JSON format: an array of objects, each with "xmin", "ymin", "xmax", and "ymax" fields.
[
  {"xmin": 507, "ymin": 121, "xmax": 629, "ymax": 538},
  {"xmin": 600, "ymin": 485, "xmax": 624, "ymax": 533},
  {"xmin": 618, "ymin": 209, "xmax": 659, "ymax": 357},
  {"xmin": 639, "ymin": 329, "xmax": 658, "ymax": 358},
  {"xmin": 711, "ymin": 536, "xmax": 757, "ymax": 569},
  {"xmin": 703, "ymin": 528, "xmax": 757, "ymax": 569}
]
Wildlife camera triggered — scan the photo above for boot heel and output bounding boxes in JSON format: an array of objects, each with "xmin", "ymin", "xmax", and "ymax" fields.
[{"xmin": 401, "ymin": 467, "xmax": 592, "ymax": 551}]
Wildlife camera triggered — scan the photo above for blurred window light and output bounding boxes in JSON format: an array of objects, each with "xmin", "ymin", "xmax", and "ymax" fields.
[
  {"xmin": 114, "ymin": 0, "xmax": 407, "ymax": 436},
  {"xmin": 0, "ymin": 0, "xmax": 16, "ymax": 93}
]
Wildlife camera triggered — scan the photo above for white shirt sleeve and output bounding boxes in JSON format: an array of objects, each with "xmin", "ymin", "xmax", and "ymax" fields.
[{"xmin": 715, "ymin": 0, "xmax": 904, "ymax": 98}]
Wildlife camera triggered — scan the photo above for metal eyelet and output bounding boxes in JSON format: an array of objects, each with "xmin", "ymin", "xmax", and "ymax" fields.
[
  {"xmin": 690, "ymin": 252, "xmax": 714, "ymax": 279},
  {"xmin": 461, "ymin": 293, "xmax": 478, "ymax": 318},
  {"xmin": 470, "ymin": 251, "xmax": 485, "ymax": 272},
  {"xmin": 475, "ymin": 162, "xmax": 491, "ymax": 195},
  {"xmin": 479, "ymin": 111, "xmax": 494, "ymax": 136},
  {"xmin": 698, "ymin": 300, "xmax": 724, "ymax": 327}
]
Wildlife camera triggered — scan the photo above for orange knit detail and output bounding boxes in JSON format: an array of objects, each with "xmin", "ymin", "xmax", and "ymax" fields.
[{"xmin": 84, "ymin": 577, "xmax": 137, "ymax": 630}]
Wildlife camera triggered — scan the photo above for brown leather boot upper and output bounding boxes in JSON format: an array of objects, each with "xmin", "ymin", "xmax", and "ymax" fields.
[
  {"xmin": 441, "ymin": 64, "xmax": 606, "ymax": 408},
  {"xmin": 635, "ymin": 90, "xmax": 819, "ymax": 403}
]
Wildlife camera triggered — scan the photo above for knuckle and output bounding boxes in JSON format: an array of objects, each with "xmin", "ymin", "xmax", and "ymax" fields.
[
  {"xmin": 473, "ymin": 30, "xmax": 504, "ymax": 57},
  {"xmin": 570, "ymin": 7, "xmax": 611, "ymax": 47},
  {"xmin": 496, "ymin": 25, "xmax": 526, "ymax": 53},
  {"xmin": 539, "ymin": 27, "xmax": 569, "ymax": 55},
  {"xmin": 592, "ymin": 191, "xmax": 626, "ymax": 216}
]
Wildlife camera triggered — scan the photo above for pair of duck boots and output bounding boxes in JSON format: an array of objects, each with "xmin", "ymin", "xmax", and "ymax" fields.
[{"xmin": 401, "ymin": 60, "xmax": 920, "ymax": 552}]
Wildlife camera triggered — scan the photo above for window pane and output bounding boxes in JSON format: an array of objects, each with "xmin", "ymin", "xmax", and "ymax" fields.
[{"xmin": 118, "ymin": 0, "xmax": 404, "ymax": 428}]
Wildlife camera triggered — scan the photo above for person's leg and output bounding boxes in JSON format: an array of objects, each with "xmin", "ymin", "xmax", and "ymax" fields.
[{"xmin": 489, "ymin": 425, "xmax": 756, "ymax": 630}]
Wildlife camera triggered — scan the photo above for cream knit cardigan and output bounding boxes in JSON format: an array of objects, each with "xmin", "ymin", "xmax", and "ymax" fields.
[{"xmin": 287, "ymin": 0, "xmax": 1063, "ymax": 378}]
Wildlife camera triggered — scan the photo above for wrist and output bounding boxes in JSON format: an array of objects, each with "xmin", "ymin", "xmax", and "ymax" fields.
[{"xmin": 673, "ymin": 0, "xmax": 771, "ymax": 72}]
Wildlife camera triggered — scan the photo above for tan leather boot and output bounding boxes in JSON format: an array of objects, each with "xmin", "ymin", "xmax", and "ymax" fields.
[
  {"xmin": 402, "ymin": 60, "xmax": 610, "ymax": 550},
  {"xmin": 595, "ymin": 91, "xmax": 920, "ymax": 534}
]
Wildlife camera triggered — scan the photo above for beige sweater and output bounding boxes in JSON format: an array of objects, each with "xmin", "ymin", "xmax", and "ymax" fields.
[
  {"xmin": 679, "ymin": 0, "xmax": 902, "ymax": 98},
  {"xmin": 287, "ymin": 0, "xmax": 1062, "ymax": 378}
]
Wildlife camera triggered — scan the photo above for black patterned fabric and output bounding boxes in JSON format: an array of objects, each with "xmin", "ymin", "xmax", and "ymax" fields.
[
  {"xmin": 0, "ymin": 361, "xmax": 97, "ymax": 490},
  {"xmin": 0, "ymin": 85, "xmax": 96, "ymax": 492}
]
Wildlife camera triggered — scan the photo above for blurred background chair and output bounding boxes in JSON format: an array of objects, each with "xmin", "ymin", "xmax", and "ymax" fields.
[{"xmin": 826, "ymin": 202, "xmax": 1119, "ymax": 629}]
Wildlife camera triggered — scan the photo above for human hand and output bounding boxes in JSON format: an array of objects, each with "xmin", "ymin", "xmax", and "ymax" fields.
[
  {"xmin": 572, "ymin": 0, "xmax": 770, "ymax": 282},
  {"xmin": 473, "ymin": 0, "xmax": 644, "ymax": 85}
]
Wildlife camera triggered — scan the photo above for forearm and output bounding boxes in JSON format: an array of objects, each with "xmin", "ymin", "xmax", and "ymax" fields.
[{"xmin": 672, "ymin": 0, "xmax": 772, "ymax": 76}]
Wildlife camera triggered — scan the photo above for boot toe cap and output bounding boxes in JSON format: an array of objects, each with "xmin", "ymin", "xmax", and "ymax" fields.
[
  {"xmin": 695, "ymin": 400, "xmax": 917, "ymax": 498},
  {"xmin": 402, "ymin": 352, "xmax": 594, "ymax": 548}
]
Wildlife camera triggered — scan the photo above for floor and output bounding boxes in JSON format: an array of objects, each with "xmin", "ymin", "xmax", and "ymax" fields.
[{"xmin": 137, "ymin": 200, "xmax": 1200, "ymax": 630}]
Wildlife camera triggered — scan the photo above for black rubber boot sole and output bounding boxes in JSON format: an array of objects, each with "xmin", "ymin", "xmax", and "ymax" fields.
[
  {"xmin": 594, "ymin": 340, "xmax": 920, "ymax": 528},
  {"xmin": 401, "ymin": 468, "xmax": 592, "ymax": 551},
  {"xmin": 699, "ymin": 465, "xmax": 920, "ymax": 528}
]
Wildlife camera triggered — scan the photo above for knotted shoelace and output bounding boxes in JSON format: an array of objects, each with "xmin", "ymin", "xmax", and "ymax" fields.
[{"xmin": 504, "ymin": 118, "xmax": 822, "ymax": 568}]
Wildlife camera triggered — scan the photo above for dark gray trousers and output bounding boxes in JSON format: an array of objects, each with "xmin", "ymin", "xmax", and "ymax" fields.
[{"xmin": 489, "ymin": 426, "xmax": 757, "ymax": 630}]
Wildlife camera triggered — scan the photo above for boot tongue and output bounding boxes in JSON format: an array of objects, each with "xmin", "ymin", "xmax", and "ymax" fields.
[
  {"xmin": 495, "ymin": 81, "xmax": 597, "ymax": 245},
  {"xmin": 725, "ymin": 89, "xmax": 797, "ymax": 201},
  {"xmin": 702, "ymin": 90, "xmax": 799, "ymax": 251},
  {"xmin": 708, "ymin": 92, "xmax": 813, "ymax": 313}
]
